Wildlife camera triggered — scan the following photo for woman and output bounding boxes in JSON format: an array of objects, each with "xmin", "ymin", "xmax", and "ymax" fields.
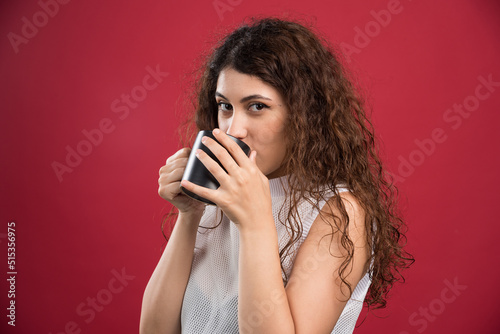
[{"xmin": 141, "ymin": 17, "xmax": 413, "ymax": 334}]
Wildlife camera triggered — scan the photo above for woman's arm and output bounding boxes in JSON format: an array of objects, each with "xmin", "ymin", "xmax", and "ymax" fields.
[
  {"xmin": 285, "ymin": 192, "xmax": 369, "ymax": 332},
  {"xmin": 237, "ymin": 220, "xmax": 295, "ymax": 333},
  {"xmin": 237, "ymin": 192, "xmax": 369, "ymax": 334},
  {"xmin": 140, "ymin": 148, "xmax": 205, "ymax": 334},
  {"xmin": 140, "ymin": 211, "xmax": 201, "ymax": 334}
]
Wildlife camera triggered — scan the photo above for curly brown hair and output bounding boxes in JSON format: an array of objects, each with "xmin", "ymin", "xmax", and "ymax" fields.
[{"xmin": 176, "ymin": 17, "xmax": 414, "ymax": 309}]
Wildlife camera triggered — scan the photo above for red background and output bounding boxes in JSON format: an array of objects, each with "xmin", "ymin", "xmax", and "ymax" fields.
[{"xmin": 1, "ymin": 0, "xmax": 499, "ymax": 333}]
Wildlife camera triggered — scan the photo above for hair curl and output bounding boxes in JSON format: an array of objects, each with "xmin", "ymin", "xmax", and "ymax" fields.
[{"xmin": 176, "ymin": 17, "xmax": 414, "ymax": 309}]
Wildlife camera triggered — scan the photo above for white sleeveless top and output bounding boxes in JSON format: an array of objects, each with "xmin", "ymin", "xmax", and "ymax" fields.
[{"xmin": 181, "ymin": 176, "xmax": 371, "ymax": 333}]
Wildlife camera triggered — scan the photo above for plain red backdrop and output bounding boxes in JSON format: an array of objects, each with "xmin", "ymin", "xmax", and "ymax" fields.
[{"xmin": 1, "ymin": 0, "xmax": 499, "ymax": 333}]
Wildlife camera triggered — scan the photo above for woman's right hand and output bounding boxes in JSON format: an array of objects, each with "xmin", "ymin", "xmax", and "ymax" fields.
[{"xmin": 158, "ymin": 147, "xmax": 206, "ymax": 216}]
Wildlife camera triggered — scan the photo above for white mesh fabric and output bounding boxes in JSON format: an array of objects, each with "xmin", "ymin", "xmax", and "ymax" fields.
[
  {"xmin": 180, "ymin": 176, "xmax": 371, "ymax": 333},
  {"xmin": 332, "ymin": 272, "xmax": 371, "ymax": 333}
]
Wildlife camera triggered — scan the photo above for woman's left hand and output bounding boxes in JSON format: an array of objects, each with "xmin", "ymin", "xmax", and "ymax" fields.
[{"xmin": 180, "ymin": 129, "xmax": 273, "ymax": 230}]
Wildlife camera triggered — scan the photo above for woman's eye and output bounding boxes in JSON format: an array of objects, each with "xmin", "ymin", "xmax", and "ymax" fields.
[
  {"xmin": 249, "ymin": 103, "xmax": 268, "ymax": 112},
  {"xmin": 217, "ymin": 102, "xmax": 232, "ymax": 112}
]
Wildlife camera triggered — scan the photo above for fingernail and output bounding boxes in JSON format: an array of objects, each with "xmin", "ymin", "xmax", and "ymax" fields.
[
  {"xmin": 201, "ymin": 136, "xmax": 207, "ymax": 143},
  {"xmin": 213, "ymin": 128, "xmax": 220, "ymax": 135},
  {"xmin": 195, "ymin": 149, "xmax": 202, "ymax": 157}
]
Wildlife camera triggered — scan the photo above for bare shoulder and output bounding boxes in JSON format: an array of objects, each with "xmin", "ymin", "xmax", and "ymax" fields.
[
  {"xmin": 285, "ymin": 190, "xmax": 370, "ymax": 332},
  {"xmin": 308, "ymin": 190, "xmax": 368, "ymax": 250}
]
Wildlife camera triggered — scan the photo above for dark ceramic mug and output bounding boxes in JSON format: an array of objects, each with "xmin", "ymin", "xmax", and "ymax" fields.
[{"xmin": 180, "ymin": 130, "xmax": 251, "ymax": 205}]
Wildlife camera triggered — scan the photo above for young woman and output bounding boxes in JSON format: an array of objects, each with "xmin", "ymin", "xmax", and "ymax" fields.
[{"xmin": 140, "ymin": 17, "xmax": 413, "ymax": 334}]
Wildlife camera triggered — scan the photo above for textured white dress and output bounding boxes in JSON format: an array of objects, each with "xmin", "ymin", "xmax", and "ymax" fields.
[{"xmin": 181, "ymin": 176, "xmax": 371, "ymax": 333}]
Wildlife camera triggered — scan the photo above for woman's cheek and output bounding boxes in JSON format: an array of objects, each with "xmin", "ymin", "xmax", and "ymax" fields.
[
  {"xmin": 217, "ymin": 119, "xmax": 228, "ymax": 132},
  {"xmin": 255, "ymin": 154, "xmax": 265, "ymax": 171},
  {"xmin": 256, "ymin": 154, "xmax": 271, "ymax": 174}
]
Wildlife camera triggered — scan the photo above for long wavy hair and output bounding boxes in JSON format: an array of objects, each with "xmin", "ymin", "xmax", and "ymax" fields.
[{"xmin": 174, "ymin": 17, "xmax": 413, "ymax": 309}]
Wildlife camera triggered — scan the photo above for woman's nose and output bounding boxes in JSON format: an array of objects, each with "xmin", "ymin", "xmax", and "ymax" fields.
[{"xmin": 226, "ymin": 112, "xmax": 248, "ymax": 140}]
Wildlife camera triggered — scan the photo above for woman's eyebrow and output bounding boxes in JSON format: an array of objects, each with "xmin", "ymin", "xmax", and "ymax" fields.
[{"xmin": 215, "ymin": 92, "xmax": 273, "ymax": 103}]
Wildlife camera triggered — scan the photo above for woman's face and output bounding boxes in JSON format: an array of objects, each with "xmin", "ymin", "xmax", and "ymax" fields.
[{"xmin": 216, "ymin": 67, "xmax": 288, "ymax": 179}]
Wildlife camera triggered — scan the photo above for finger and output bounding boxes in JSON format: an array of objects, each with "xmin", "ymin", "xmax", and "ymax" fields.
[
  {"xmin": 163, "ymin": 157, "xmax": 189, "ymax": 174},
  {"xmin": 212, "ymin": 129, "xmax": 251, "ymax": 168},
  {"xmin": 158, "ymin": 166, "xmax": 186, "ymax": 186},
  {"xmin": 195, "ymin": 148, "xmax": 230, "ymax": 184},
  {"xmin": 166, "ymin": 147, "xmax": 191, "ymax": 164},
  {"xmin": 202, "ymin": 134, "xmax": 240, "ymax": 175},
  {"xmin": 180, "ymin": 179, "xmax": 217, "ymax": 204},
  {"xmin": 158, "ymin": 181, "xmax": 182, "ymax": 200},
  {"xmin": 249, "ymin": 150, "xmax": 257, "ymax": 163},
  {"xmin": 161, "ymin": 148, "xmax": 191, "ymax": 176}
]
